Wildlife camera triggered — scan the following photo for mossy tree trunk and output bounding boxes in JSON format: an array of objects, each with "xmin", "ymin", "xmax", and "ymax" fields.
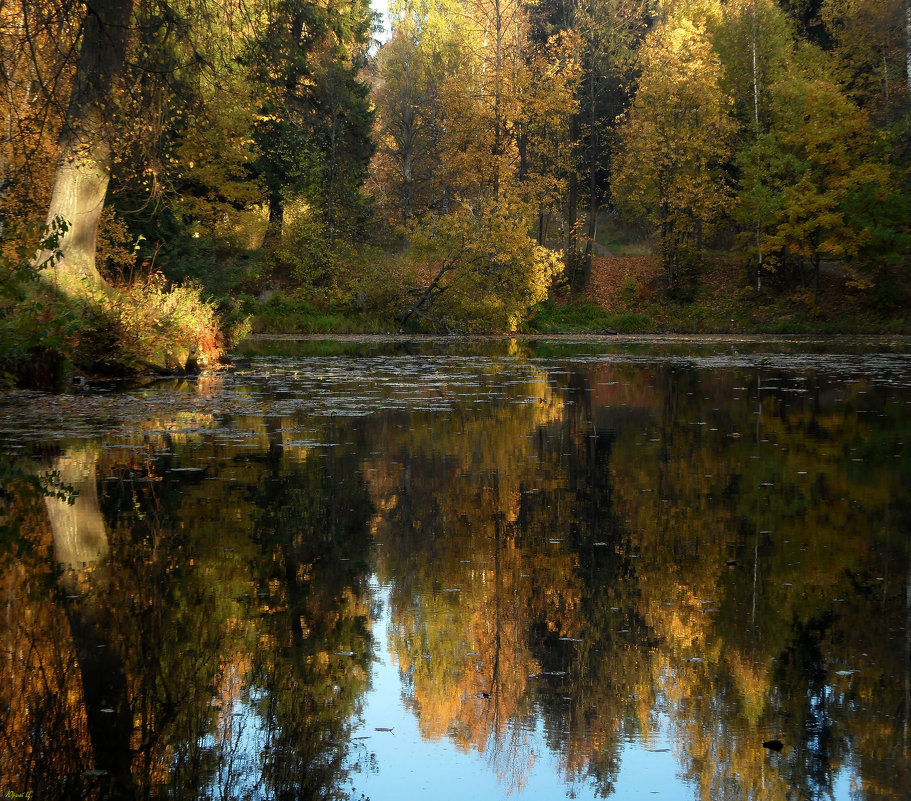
[{"xmin": 41, "ymin": 0, "xmax": 135, "ymax": 293}]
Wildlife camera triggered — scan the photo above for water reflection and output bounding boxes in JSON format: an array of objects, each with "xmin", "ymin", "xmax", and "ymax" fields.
[
  {"xmin": 45, "ymin": 446, "xmax": 109, "ymax": 569},
  {"xmin": 1, "ymin": 341, "xmax": 910, "ymax": 800}
]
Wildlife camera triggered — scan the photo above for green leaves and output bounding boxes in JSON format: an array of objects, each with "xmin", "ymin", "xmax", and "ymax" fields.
[{"xmin": 734, "ymin": 55, "xmax": 892, "ymax": 296}]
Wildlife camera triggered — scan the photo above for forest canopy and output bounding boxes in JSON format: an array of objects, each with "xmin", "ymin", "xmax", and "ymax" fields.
[{"xmin": 1, "ymin": 0, "xmax": 910, "ymax": 376}]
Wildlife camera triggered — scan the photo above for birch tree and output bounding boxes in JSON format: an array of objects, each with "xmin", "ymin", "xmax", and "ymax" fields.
[
  {"xmin": 714, "ymin": 0, "xmax": 792, "ymax": 289},
  {"xmin": 737, "ymin": 56, "xmax": 889, "ymax": 303}
]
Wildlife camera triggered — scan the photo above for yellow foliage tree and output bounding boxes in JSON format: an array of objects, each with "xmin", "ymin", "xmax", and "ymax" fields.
[
  {"xmin": 372, "ymin": 0, "xmax": 579, "ymax": 330},
  {"xmin": 613, "ymin": 14, "xmax": 735, "ymax": 290},
  {"xmin": 400, "ymin": 199, "xmax": 561, "ymax": 331},
  {"xmin": 736, "ymin": 51, "xmax": 892, "ymax": 302}
]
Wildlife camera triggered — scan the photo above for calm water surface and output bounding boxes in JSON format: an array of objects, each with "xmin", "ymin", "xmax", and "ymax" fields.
[{"xmin": 1, "ymin": 337, "xmax": 910, "ymax": 801}]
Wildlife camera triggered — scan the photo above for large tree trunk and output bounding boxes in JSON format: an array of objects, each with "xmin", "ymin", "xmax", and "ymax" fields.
[
  {"xmin": 45, "ymin": 447, "xmax": 135, "ymax": 794},
  {"xmin": 41, "ymin": 0, "xmax": 135, "ymax": 292}
]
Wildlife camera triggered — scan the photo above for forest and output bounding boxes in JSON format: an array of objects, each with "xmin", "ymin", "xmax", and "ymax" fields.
[{"xmin": 1, "ymin": 0, "xmax": 911, "ymax": 383}]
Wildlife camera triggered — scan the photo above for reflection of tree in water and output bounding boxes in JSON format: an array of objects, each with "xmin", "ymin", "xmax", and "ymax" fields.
[
  {"xmin": 368, "ymin": 370, "xmax": 654, "ymax": 798},
  {"xmin": 606, "ymin": 363, "xmax": 911, "ymax": 801},
  {"xmin": 773, "ymin": 614, "xmax": 838, "ymax": 801},
  {"xmin": 0, "ymin": 414, "xmax": 377, "ymax": 801},
  {"xmin": 369, "ymin": 357, "xmax": 911, "ymax": 801},
  {"xmin": 4, "ymin": 355, "xmax": 911, "ymax": 801},
  {"xmin": 0, "ymin": 451, "xmax": 98, "ymax": 801},
  {"xmin": 520, "ymin": 370, "xmax": 658, "ymax": 797},
  {"xmin": 0, "ymin": 442, "xmax": 233, "ymax": 801},
  {"xmin": 367, "ymin": 392, "xmax": 559, "ymax": 792},
  {"xmin": 247, "ymin": 421, "xmax": 375, "ymax": 801}
]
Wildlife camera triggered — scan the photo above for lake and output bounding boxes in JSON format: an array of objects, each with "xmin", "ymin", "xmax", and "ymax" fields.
[{"xmin": 1, "ymin": 335, "xmax": 910, "ymax": 801}]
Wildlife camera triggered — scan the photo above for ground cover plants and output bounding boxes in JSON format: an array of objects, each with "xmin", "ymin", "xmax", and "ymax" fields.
[{"xmin": 1, "ymin": 0, "xmax": 909, "ymax": 386}]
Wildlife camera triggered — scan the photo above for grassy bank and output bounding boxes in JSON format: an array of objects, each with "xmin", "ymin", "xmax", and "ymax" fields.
[
  {"xmin": 1, "ymin": 230, "xmax": 228, "ymax": 389},
  {"xmin": 557, "ymin": 255, "xmax": 911, "ymax": 335},
  {"xmin": 5, "ymin": 238, "xmax": 907, "ymax": 393},
  {"xmin": 248, "ymin": 254, "xmax": 911, "ymax": 337}
]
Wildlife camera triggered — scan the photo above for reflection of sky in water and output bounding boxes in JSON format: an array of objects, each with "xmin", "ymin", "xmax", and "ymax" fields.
[
  {"xmin": 334, "ymin": 550, "xmax": 873, "ymax": 801},
  {"xmin": 6, "ymin": 341, "xmax": 908, "ymax": 801},
  {"xmin": 341, "ymin": 579, "xmax": 865, "ymax": 801},
  {"xmin": 342, "ymin": 579, "xmax": 645, "ymax": 801}
]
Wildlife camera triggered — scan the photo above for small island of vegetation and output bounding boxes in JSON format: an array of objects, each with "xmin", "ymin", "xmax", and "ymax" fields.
[{"xmin": 2, "ymin": 0, "xmax": 910, "ymax": 389}]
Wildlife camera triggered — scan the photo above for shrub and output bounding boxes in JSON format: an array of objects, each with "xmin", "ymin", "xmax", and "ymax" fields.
[
  {"xmin": 95, "ymin": 272, "xmax": 221, "ymax": 371},
  {"xmin": 403, "ymin": 202, "xmax": 561, "ymax": 332}
]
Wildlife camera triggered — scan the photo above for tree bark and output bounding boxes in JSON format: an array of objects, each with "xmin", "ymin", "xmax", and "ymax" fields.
[
  {"xmin": 906, "ymin": 1, "xmax": 911, "ymax": 104},
  {"xmin": 263, "ymin": 191, "xmax": 284, "ymax": 248},
  {"xmin": 41, "ymin": 0, "xmax": 135, "ymax": 292}
]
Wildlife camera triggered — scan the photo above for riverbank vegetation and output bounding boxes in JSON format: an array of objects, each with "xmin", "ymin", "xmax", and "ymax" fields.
[{"xmin": 2, "ymin": 0, "xmax": 910, "ymax": 385}]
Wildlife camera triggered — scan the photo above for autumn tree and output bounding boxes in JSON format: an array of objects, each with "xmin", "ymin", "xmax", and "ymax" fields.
[
  {"xmin": 39, "ymin": 0, "xmax": 136, "ymax": 291},
  {"xmin": 370, "ymin": 0, "xmax": 467, "ymax": 231},
  {"xmin": 461, "ymin": 0, "xmax": 525, "ymax": 202},
  {"xmin": 100, "ymin": 0, "xmax": 262, "ymax": 273},
  {"xmin": 821, "ymin": 0, "xmax": 910, "ymax": 118},
  {"xmin": 6, "ymin": 1, "xmax": 253, "ymax": 292},
  {"xmin": 372, "ymin": 0, "xmax": 579, "ymax": 328},
  {"xmin": 161, "ymin": 70, "xmax": 261, "ymax": 242},
  {"xmin": 613, "ymin": 14, "xmax": 735, "ymax": 290},
  {"xmin": 398, "ymin": 199, "xmax": 560, "ymax": 331},
  {"xmin": 562, "ymin": 0, "xmax": 645, "ymax": 289},
  {"xmin": 516, "ymin": 30, "xmax": 583, "ymax": 247},
  {"xmin": 371, "ymin": 29, "xmax": 432, "ymax": 231},
  {"xmin": 0, "ymin": 2, "xmax": 81, "ymax": 245},
  {"xmin": 453, "ymin": 0, "xmax": 581, "ymax": 218},
  {"xmin": 710, "ymin": 0, "xmax": 793, "ymax": 289},
  {"xmin": 736, "ymin": 53, "xmax": 891, "ymax": 302},
  {"xmin": 375, "ymin": 0, "xmax": 580, "ymax": 216}
]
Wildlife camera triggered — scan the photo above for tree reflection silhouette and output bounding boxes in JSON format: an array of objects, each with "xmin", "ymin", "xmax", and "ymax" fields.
[
  {"xmin": 247, "ymin": 427, "xmax": 374, "ymax": 801},
  {"xmin": 2, "ymin": 350, "xmax": 911, "ymax": 800}
]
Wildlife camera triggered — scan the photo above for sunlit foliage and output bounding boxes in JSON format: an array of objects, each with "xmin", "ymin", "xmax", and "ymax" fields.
[{"xmin": 613, "ymin": 14, "xmax": 735, "ymax": 290}]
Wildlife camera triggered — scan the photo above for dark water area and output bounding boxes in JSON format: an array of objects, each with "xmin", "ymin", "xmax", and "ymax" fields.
[{"xmin": 2, "ymin": 336, "xmax": 910, "ymax": 800}]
